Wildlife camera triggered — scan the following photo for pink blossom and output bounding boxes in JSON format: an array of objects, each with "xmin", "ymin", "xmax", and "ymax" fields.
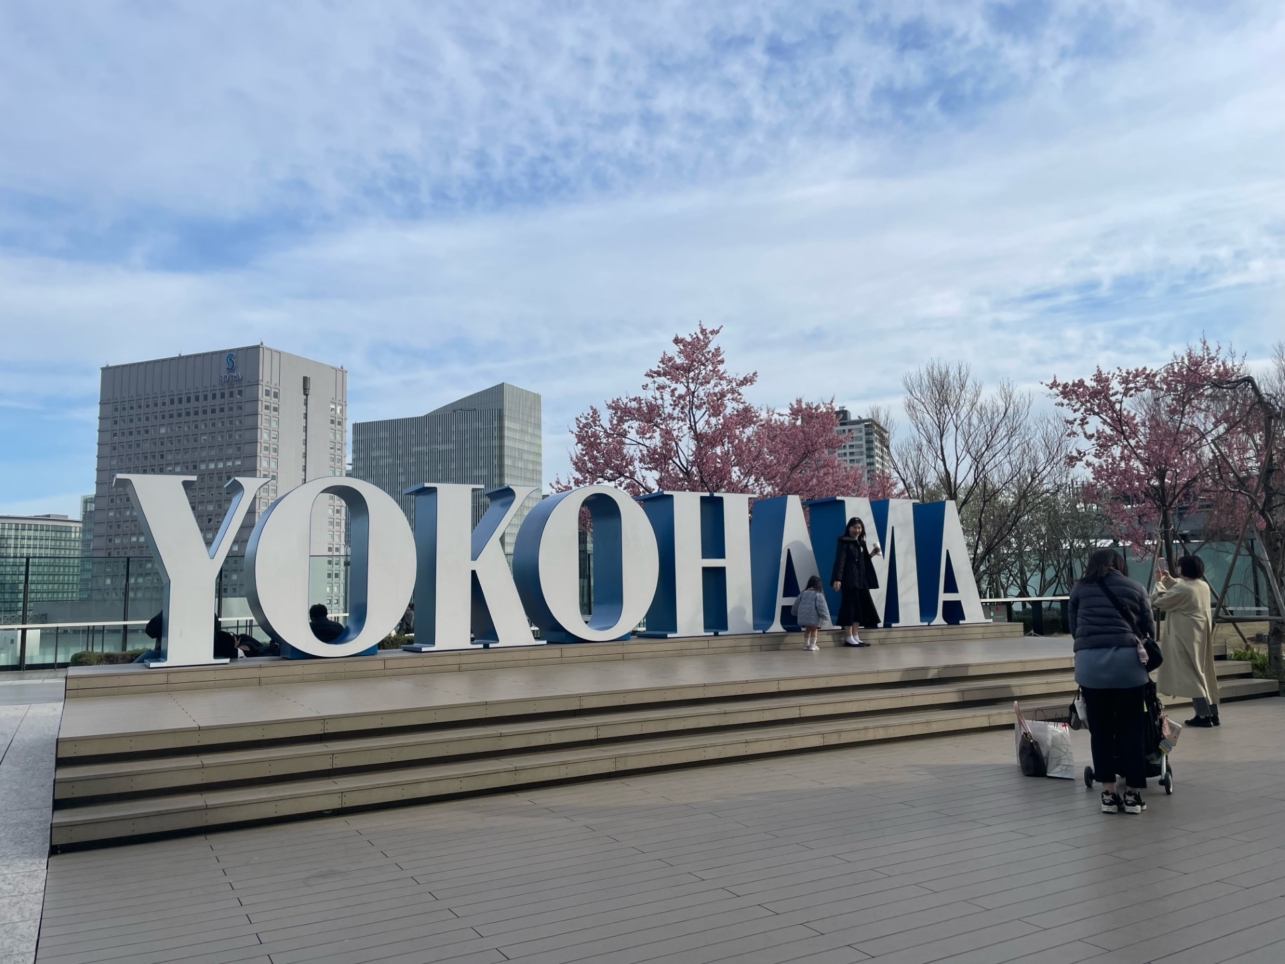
[{"xmin": 558, "ymin": 324, "xmax": 892, "ymax": 502}]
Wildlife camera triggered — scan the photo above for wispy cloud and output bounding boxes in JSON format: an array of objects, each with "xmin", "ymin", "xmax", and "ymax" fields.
[{"xmin": 1, "ymin": 1, "xmax": 1281, "ymax": 515}]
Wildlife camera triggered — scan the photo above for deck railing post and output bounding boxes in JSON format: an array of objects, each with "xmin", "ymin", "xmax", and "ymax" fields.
[
  {"xmin": 120, "ymin": 556, "xmax": 132, "ymax": 652},
  {"xmin": 18, "ymin": 556, "xmax": 30, "ymax": 671}
]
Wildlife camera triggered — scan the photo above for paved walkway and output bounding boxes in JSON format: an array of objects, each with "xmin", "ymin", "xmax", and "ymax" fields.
[
  {"xmin": 34, "ymin": 695, "xmax": 1285, "ymax": 963},
  {"xmin": 0, "ymin": 678, "xmax": 64, "ymax": 964}
]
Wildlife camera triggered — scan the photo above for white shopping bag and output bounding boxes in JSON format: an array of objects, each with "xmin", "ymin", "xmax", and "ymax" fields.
[{"xmin": 1013, "ymin": 714, "xmax": 1075, "ymax": 780}]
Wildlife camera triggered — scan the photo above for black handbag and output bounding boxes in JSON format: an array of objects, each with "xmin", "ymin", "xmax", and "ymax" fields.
[
  {"xmin": 1018, "ymin": 729, "xmax": 1047, "ymax": 777},
  {"xmin": 1014, "ymin": 703, "xmax": 1048, "ymax": 777},
  {"xmin": 1097, "ymin": 577, "xmax": 1164, "ymax": 672}
]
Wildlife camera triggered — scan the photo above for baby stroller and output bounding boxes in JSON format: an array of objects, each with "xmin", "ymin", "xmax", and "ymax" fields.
[{"xmin": 1082, "ymin": 682, "xmax": 1175, "ymax": 795}]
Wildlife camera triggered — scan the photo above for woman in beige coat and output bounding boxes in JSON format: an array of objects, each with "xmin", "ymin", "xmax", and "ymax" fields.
[{"xmin": 1152, "ymin": 554, "xmax": 1220, "ymax": 727}]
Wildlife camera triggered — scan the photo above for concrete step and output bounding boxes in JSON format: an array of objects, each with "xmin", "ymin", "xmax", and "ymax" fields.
[
  {"xmin": 55, "ymin": 673, "xmax": 1085, "ymax": 802},
  {"xmin": 1219, "ymin": 677, "xmax": 1282, "ymax": 699},
  {"xmin": 54, "ymin": 641, "xmax": 1273, "ymax": 847},
  {"xmin": 49, "ymin": 702, "xmax": 1031, "ymax": 847},
  {"xmin": 1024, "ymin": 668, "xmax": 1276, "ymax": 722},
  {"xmin": 57, "ymin": 650, "xmax": 1075, "ymax": 760},
  {"xmin": 62, "ymin": 622, "xmax": 1025, "ymax": 699}
]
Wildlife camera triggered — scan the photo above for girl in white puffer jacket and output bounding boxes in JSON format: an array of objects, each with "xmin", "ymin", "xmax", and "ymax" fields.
[{"xmin": 791, "ymin": 576, "xmax": 832, "ymax": 651}]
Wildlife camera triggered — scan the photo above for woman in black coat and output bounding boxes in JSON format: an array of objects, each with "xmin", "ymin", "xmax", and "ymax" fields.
[{"xmin": 830, "ymin": 517, "xmax": 882, "ymax": 646}]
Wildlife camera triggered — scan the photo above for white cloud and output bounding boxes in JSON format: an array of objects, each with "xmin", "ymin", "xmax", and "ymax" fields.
[{"xmin": 0, "ymin": 1, "xmax": 1281, "ymax": 506}]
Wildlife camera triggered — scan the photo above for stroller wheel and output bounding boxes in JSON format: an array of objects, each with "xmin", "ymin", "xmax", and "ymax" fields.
[
  {"xmin": 1162, "ymin": 770, "xmax": 1174, "ymax": 795},
  {"xmin": 1084, "ymin": 766, "xmax": 1095, "ymax": 789}
]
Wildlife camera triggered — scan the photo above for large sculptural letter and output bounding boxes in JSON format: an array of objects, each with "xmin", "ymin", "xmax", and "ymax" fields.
[
  {"xmin": 513, "ymin": 485, "xmax": 659, "ymax": 643},
  {"xmin": 869, "ymin": 499, "xmax": 922, "ymax": 627},
  {"xmin": 247, "ymin": 478, "xmax": 416, "ymax": 657},
  {"xmin": 806, "ymin": 496, "xmax": 882, "ymax": 626},
  {"xmin": 913, "ymin": 500, "xmax": 986, "ymax": 624},
  {"xmin": 639, "ymin": 492, "xmax": 753, "ymax": 636},
  {"xmin": 750, "ymin": 495, "xmax": 820, "ymax": 632},
  {"xmin": 115, "ymin": 474, "xmax": 267, "ymax": 667},
  {"xmin": 403, "ymin": 484, "xmax": 537, "ymax": 650}
]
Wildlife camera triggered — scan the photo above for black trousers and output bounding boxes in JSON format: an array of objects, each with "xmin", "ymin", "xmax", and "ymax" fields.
[
  {"xmin": 837, "ymin": 588, "xmax": 880, "ymax": 629},
  {"xmin": 1082, "ymin": 685, "xmax": 1148, "ymax": 789}
]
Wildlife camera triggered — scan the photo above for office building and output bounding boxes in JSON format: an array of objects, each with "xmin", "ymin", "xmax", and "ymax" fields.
[
  {"xmin": 351, "ymin": 383, "xmax": 542, "ymax": 553},
  {"xmin": 90, "ymin": 346, "xmax": 349, "ymax": 611},
  {"xmin": 835, "ymin": 409, "xmax": 892, "ymax": 479},
  {"xmin": 0, "ymin": 514, "xmax": 82, "ymax": 619},
  {"xmin": 78, "ymin": 494, "xmax": 95, "ymax": 599}
]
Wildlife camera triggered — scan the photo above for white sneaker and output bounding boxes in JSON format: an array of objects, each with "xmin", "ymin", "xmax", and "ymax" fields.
[{"xmin": 805, "ymin": 641, "xmax": 819, "ymax": 651}]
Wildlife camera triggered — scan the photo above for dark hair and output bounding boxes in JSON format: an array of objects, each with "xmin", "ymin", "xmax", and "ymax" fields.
[
  {"xmin": 309, "ymin": 603, "xmax": 329, "ymax": 621},
  {"xmin": 1177, "ymin": 554, "xmax": 1205, "ymax": 579},
  {"xmin": 845, "ymin": 517, "xmax": 865, "ymax": 537},
  {"xmin": 805, "ymin": 575, "xmax": 823, "ymax": 591},
  {"xmin": 1081, "ymin": 548, "xmax": 1127, "ymax": 583}
]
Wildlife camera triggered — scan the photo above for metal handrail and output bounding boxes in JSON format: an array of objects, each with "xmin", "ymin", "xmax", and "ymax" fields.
[
  {"xmin": 981, "ymin": 596, "xmax": 1069, "ymax": 604},
  {"xmin": 0, "ymin": 614, "xmax": 349, "ymax": 632},
  {"xmin": 1, "ymin": 619, "xmax": 152, "ymax": 631}
]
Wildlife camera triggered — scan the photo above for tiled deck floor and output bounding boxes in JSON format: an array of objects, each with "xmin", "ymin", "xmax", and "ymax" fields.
[
  {"xmin": 0, "ymin": 677, "xmax": 63, "ymax": 964},
  {"xmin": 35, "ymin": 695, "xmax": 1285, "ymax": 964}
]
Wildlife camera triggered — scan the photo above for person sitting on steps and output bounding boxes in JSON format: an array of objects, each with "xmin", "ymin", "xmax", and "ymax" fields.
[
  {"xmin": 308, "ymin": 603, "xmax": 346, "ymax": 642},
  {"xmin": 133, "ymin": 611, "xmax": 239, "ymax": 662}
]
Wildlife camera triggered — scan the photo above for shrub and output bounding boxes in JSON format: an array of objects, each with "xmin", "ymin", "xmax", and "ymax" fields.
[
  {"xmin": 69, "ymin": 650, "xmax": 147, "ymax": 666},
  {"xmin": 379, "ymin": 632, "xmax": 412, "ymax": 650},
  {"xmin": 1229, "ymin": 646, "xmax": 1282, "ymax": 681}
]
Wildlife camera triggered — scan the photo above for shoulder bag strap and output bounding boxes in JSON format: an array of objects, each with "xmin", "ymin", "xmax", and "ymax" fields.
[{"xmin": 1097, "ymin": 577, "xmax": 1141, "ymax": 637}]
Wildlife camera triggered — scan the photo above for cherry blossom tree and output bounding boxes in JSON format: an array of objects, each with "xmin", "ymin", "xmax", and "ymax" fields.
[
  {"xmin": 560, "ymin": 324, "xmax": 881, "ymax": 501},
  {"xmin": 1047, "ymin": 339, "xmax": 1244, "ymax": 569},
  {"xmin": 739, "ymin": 398, "xmax": 893, "ymax": 503},
  {"xmin": 1198, "ymin": 345, "xmax": 1285, "ymax": 665}
]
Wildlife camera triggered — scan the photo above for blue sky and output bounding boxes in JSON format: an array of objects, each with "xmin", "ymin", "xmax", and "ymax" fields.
[{"xmin": 1, "ymin": 0, "xmax": 1282, "ymax": 516}]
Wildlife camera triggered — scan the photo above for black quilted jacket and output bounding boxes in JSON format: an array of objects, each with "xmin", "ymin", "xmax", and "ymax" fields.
[{"xmin": 1068, "ymin": 570, "xmax": 1154, "ymax": 652}]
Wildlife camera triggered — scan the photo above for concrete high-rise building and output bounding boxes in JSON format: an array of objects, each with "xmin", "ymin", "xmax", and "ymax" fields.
[
  {"xmin": 90, "ymin": 346, "xmax": 349, "ymax": 612},
  {"xmin": 835, "ymin": 409, "xmax": 892, "ymax": 479},
  {"xmin": 351, "ymin": 383, "xmax": 541, "ymax": 553},
  {"xmin": 0, "ymin": 514, "xmax": 82, "ymax": 619},
  {"xmin": 78, "ymin": 494, "xmax": 95, "ymax": 599}
]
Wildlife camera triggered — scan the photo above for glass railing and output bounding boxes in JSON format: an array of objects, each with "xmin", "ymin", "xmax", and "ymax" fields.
[
  {"xmin": 0, "ymin": 614, "xmax": 354, "ymax": 671},
  {"xmin": 0, "ymin": 552, "xmax": 350, "ymax": 669},
  {"xmin": 981, "ymin": 596, "xmax": 1071, "ymax": 636}
]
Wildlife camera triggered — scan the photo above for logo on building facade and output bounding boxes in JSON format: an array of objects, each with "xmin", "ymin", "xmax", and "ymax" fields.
[
  {"xmin": 220, "ymin": 351, "xmax": 242, "ymax": 383},
  {"xmin": 113, "ymin": 475, "xmax": 986, "ymax": 669}
]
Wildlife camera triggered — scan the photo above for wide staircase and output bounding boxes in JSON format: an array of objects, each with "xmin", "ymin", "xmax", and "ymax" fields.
[{"xmin": 50, "ymin": 624, "xmax": 1278, "ymax": 847}]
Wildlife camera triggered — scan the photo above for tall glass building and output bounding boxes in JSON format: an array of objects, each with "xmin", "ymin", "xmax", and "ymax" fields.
[
  {"xmin": 0, "ymin": 514, "xmax": 83, "ymax": 621},
  {"xmin": 351, "ymin": 383, "xmax": 542, "ymax": 554},
  {"xmin": 90, "ymin": 346, "xmax": 350, "ymax": 614},
  {"xmin": 78, "ymin": 494, "xmax": 95, "ymax": 600}
]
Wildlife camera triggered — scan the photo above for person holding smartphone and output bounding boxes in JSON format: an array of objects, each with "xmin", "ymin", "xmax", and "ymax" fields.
[
  {"xmin": 830, "ymin": 517, "xmax": 882, "ymax": 647},
  {"xmin": 1152, "ymin": 555, "xmax": 1220, "ymax": 727}
]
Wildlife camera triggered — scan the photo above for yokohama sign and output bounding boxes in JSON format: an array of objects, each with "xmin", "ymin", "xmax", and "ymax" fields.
[{"xmin": 114, "ymin": 475, "xmax": 986, "ymax": 668}]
